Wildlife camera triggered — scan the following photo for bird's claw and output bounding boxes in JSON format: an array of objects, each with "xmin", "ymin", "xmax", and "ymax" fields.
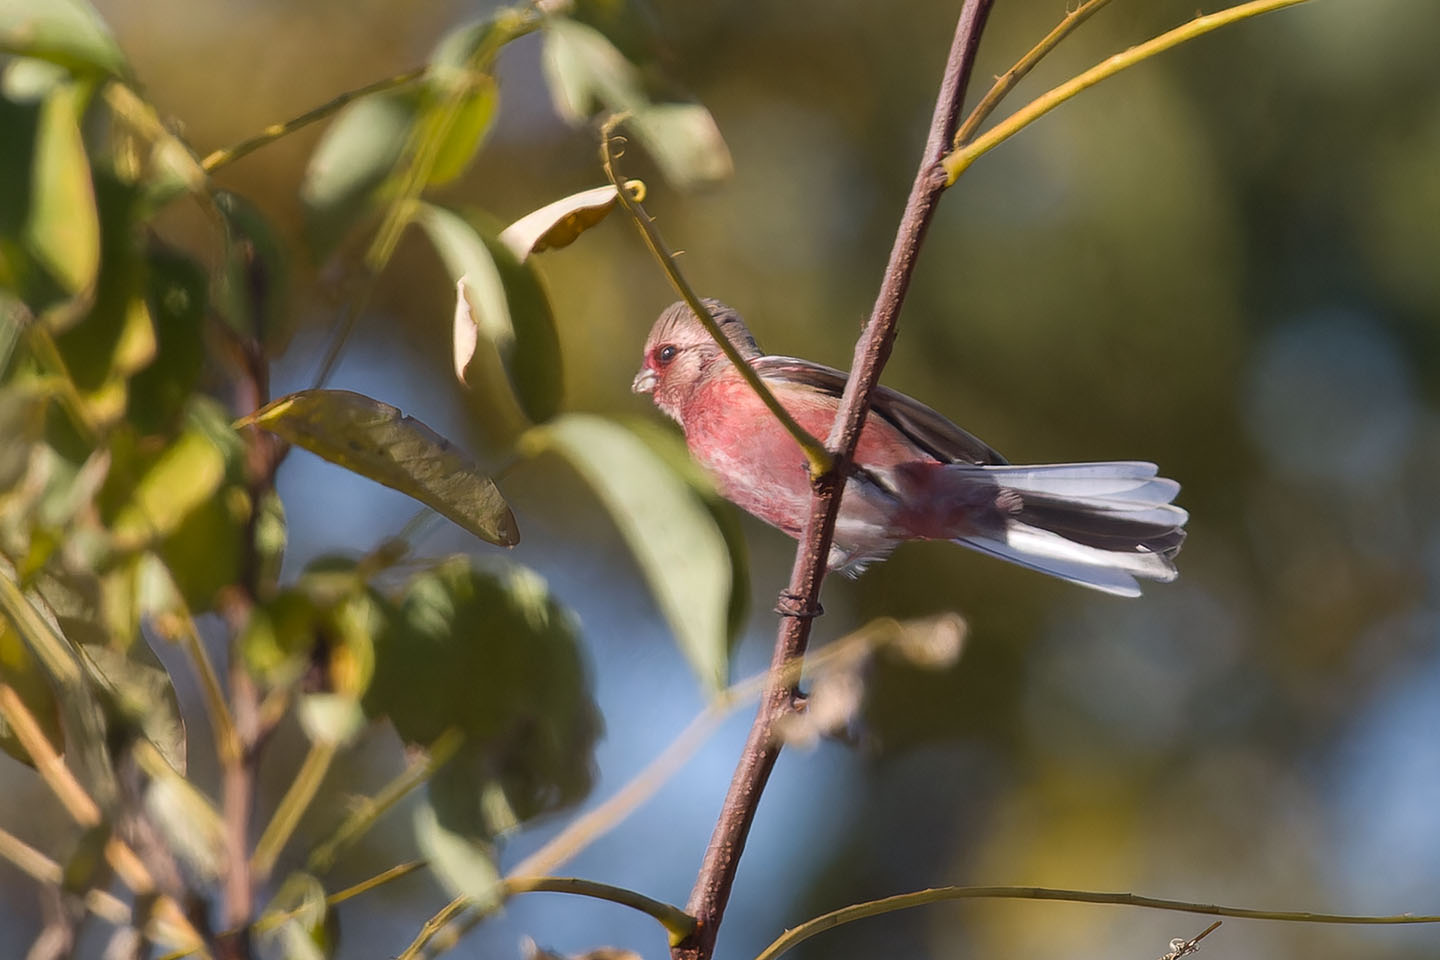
[{"xmin": 774, "ymin": 591, "xmax": 824, "ymax": 620}]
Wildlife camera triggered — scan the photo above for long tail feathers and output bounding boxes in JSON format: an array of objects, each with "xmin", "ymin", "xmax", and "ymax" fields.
[{"xmin": 949, "ymin": 462, "xmax": 1187, "ymax": 598}]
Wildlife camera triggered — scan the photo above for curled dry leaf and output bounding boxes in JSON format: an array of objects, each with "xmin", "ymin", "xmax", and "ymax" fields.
[
  {"xmin": 498, "ymin": 180, "xmax": 646, "ymax": 261},
  {"xmin": 774, "ymin": 646, "xmax": 868, "ymax": 749},
  {"xmin": 453, "ymin": 277, "xmax": 480, "ymax": 382},
  {"xmin": 775, "ymin": 613, "xmax": 967, "ymax": 749},
  {"xmin": 885, "ymin": 613, "xmax": 967, "ymax": 669}
]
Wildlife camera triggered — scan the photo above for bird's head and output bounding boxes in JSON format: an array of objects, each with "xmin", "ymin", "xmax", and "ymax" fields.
[{"xmin": 633, "ymin": 299, "xmax": 760, "ymax": 420}]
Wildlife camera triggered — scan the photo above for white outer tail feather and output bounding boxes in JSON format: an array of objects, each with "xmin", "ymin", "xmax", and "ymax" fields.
[{"xmin": 953, "ymin": 462, "xmax": 1187, "ymax": 598}]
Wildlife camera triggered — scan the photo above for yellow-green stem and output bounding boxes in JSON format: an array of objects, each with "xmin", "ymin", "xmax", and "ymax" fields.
[
  {"xmin": 200, "ymin": 68, "xmax": 426, "ymax": 174},
  {"xmin": 952, "ymin": 0, "xmax": 1116, "ymax": 148},
  {"xmin": 307, "ymin": 728, "xmax": 463, "ymax": 874},
  {"xmin": 943, "ymin": 0, "xmax": 1315, "ymax": 184},
  {"xmin": 250, "ymin": 741, "xmax": 338, "ymax": 881}
]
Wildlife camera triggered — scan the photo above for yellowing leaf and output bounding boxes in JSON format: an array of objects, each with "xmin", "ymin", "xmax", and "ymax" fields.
[
  {"xmin": 242, "ymin": 389, "xmax": 519, "ymax": 547},
  {"xmin": 111, "ymin": 427, "xmax": 226, "ymax": 550},
  {"xmin": 26, "ymin": 82, "xmax": 99, "ymax": 293},
  {"xmin": 498, "ymin": 181, "xmax": 644, "ymax": 261},
  {"xmin": 426, "ymin": 74, "xmax": 498, "ymax": 187},
  {"xmin": 521, "ymin": 415, "xmax": 737, "ymax": 692}
]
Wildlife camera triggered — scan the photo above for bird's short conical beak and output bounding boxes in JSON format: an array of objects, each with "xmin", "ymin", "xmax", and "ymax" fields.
[{"xmin": 632, "ymin": 367, "xmax": 658, "ymax": 394}]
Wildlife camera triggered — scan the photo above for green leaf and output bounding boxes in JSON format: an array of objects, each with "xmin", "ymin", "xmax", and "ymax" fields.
[
  {"xmin": 0, "ymin": 0, "xmax": 129, "ymax": 78},
  {"xmin": 126, "ymin": 244, "xmax": 207, "ymax": 436},
  {"xmin": 424, "ymin": 74, "xmax": 498, "ymax": 187},
  {"xmin": 109, "ymin": 422, "xmax": 226, "ymax": 551},
  {"xmin": 539, "ymin": 19, "xmax": 731, "ymax": 188},
  {"xmin": 630, "ymin": 103, "xmax": 733, "ymax": 189},
  {"xmin": 365, "ymin": 557, "xmax": 600, "ymax": 839},
  {"xmin": 241, "ymin": 559, "xmax": 379, "ymax": 698},
  {"xmin": 415, "ymin": 799, "xmax": 501, "ymax": 907},
  {"xmin": 540, "ymin": 18, "xmax": 645, "ymax": 122},
  {"xmin": 139, "ymin": 740, "xmax": 224, "ymax": 879},
  {"xmin": 417, "ymin": 17, "xmax": 506, "ymax": 187},
  {"xmin": 242, "ymin": 389, "xmax": 519, "ymax": 547},
  {"xmin": 260, "ymin": 872, "xmax": 334, "ymax": 960},
  {"xmin": 80, "ymin": 634, "xmax": 187, "ymax": 771},
  {"xmin": 622, "ymin": 417, "xmax": 749, "ymax": 663},
  {"xmin": 418, "ymin": 204, "xmax": 563, "ymax": 424},
  {"xmin": 152, "ymin": 399, "xmax": 249, "ymax": 612},
  {"xmin": 26, "ymin": 81, "xmax": 99, "ymax": 294},
  {"xmin": 213, "ymin": 190, "xmax": 289, "ymax": 346},
  {"xmin": 0, "ymin": 563, "xmax": 115, "ymax": 805},
  {"xmin": 520, "ymin": 414, "xmax": 739, "ymax": 693},
  {"xmin": 300, "ymin": 87, "xmax": 423, "ymax": 257}
]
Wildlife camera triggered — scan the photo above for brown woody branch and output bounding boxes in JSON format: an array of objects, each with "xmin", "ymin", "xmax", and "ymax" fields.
[
  {"xmin": 671, "ymin": 3, "xmax": 996, "ymax": 958},
  {"xmin": 215, "ymin": 307, "xmax": 285, "ymax": 960}
]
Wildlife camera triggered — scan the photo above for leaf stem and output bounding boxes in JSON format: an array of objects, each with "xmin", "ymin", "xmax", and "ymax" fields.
[
  {"xmin": 200, "ymin": 68, "xmax": 426, "ymax": 174},
  {"xmin": 250, "ymin": 740, "xmax": 338, "ymax": 881},
  {"xmin": 753, "ymin": 885, "xmax": 1440, "ymax": 960},
  {"xmin": 942, "ymin": 0, "xmax": 1316, "ymax": 184},
  {"xmin": 155, "ymin": 602, "xmax": 242, "ymax": 765},
  {"xmin": 306, "ymin": 728, "xmax": 464, "ymax": 875},
  {"xmin": 0, "ymin": 684, "xmax": 211, "ymax": 955},
  {"xmin": 599, "ymin": 119, "xmax": 833, "ymax": 477}
]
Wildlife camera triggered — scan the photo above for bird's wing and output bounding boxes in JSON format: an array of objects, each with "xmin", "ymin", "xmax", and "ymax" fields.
[{"xmin": 751, "ymin": 355, "xmax": 1008, "ymax": 465}]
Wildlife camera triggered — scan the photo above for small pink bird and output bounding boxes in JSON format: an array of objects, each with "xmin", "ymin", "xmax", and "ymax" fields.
[{"xmin": 632, "ymin": 300, "xmax": 1187, "ymax": 597}]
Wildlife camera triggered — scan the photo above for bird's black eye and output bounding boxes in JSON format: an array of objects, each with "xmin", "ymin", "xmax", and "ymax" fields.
[{"xmin": 657, "ymin": 344, "xmax": 678, "ymax": 365}]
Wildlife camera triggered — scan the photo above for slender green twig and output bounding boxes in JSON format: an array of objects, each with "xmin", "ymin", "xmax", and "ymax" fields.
[
  {"xmin": 598, "ymin": 118, "xmax": 834, "ymax": 477},
  {"xmin": 942, "ymin": 0, "xmax": 1316, "ymax": 183},
  {"xmin": 952, "ymin": 0, "xmax": 1116, "ymax": 147},
  {"xmin": 307, "ymin": 728, "xmax": 464, "ymax": 874},
  {"xmin": 200, "ymin": 68, "xmax": 426, "ymax": 174},
  {"xmin": 509, "ymin": 877, "xmax": 694, "ymax": 941},
  {"xmin": 397, "ymin": 894, "xmax": 471, "ymax": 960},
  {"xmin": 250, "ymin": 741, "xmax": 338, "ymax": 881},
  {"xmin": 157, "ymin": 860, "xmax": 432, "ymax": 960},
  {"xmin": 418, "ymin": 877, "xmax": 695, "ymax": 959},
  {"xmin": 753, "ymin": 885, "xmax": 1440, "ymax": 960}
]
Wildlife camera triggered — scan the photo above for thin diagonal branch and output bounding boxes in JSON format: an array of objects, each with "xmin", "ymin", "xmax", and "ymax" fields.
[
  {"xmin": 600, "ymin": 125, "xmax": 833, "ymax": 476},
  {"xmin": 671, "ymin": 4, "xmax": 995, "ymax": 959},
  {"xmin": 200, "ymin": 68, "xmax": 426, "ymax": 174}
]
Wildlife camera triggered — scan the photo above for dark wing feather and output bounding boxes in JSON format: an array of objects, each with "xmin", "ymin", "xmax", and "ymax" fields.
[{"xmin": 751, "ymin": 356, "xmax": 1008, "ymax": 466}]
